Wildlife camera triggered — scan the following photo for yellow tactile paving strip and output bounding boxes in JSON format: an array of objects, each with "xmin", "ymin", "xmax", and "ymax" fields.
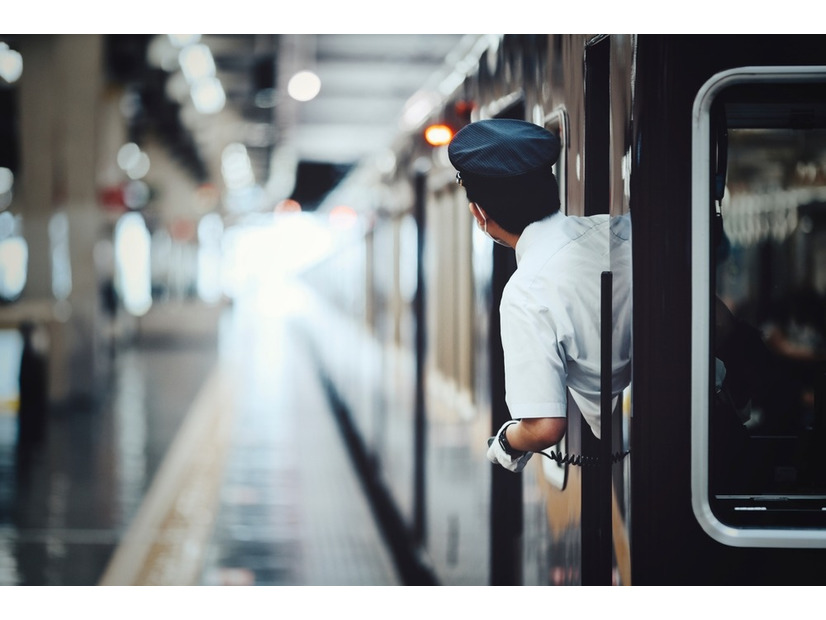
[{"xmin": 98, "ymin": 362, "xmax": 236, "ymax": 586}]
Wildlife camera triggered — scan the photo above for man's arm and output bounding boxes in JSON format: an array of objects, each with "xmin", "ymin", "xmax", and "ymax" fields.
[
  {"xmin": 486, "ymin": 417, "xmax": 567, "ymax": 473},
  {"xmin": 505, "ymin": 417, "xmax": 567, "ymax": 453}
]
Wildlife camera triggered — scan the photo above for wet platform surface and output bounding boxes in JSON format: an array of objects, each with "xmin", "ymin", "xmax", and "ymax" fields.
[
  {"xmin": 198, "ymin": 283, "xmax": 400, "ymax": 585},
  {"xmin": 0, "ymin": 272, "xmax": 401, "ymax": 585},
  {"xmin": 0, "ymin": 333, "xmax": 218, "ymax": 585}
]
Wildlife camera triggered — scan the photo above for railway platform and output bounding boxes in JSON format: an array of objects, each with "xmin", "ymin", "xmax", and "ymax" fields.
[{"xmin": 0, "ymin": 273, "xmax": 402, "ymax": 586}]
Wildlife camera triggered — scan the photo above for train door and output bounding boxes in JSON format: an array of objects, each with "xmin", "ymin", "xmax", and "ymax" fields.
[
  {"xmin": 521, "ymin": 34, "xmax": 634, "ymax": 586},
  {"xmin": 631, "ymin": 35, "xmax": 826, "ymax": 584}
]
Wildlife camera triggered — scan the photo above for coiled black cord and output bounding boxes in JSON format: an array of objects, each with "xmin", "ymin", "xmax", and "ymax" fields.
[
  {"xmin": 487, "ymin": 436, "xmax": 630, "ymax": 467},
  {"xmin": 536, "ymin": 448, "xmax": 631, "ymax": 467}
]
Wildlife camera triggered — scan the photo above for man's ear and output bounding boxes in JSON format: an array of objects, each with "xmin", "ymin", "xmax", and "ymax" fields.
[{"xmin": 468, "ymin": 202, "xmax": 487, "ymax": 228}]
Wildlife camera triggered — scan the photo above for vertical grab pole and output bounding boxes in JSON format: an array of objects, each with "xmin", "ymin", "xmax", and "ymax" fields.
[
  {"xmin": 599, "ymin": 270, "xmax": 614, "ymax": 582},
  {"xmin": 582, "ymin": 271, "xmax": 614, "ymax": 584}
]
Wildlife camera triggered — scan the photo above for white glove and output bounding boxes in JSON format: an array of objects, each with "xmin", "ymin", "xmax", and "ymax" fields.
[{"xmin": 487, "ymin": 421, "xmax": 533, "ymax": 473}]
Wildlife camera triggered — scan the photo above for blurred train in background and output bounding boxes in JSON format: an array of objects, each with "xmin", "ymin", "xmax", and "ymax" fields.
[{"xmin": 2, "ymin": 34, "xmax": 826, "ymax": 586}]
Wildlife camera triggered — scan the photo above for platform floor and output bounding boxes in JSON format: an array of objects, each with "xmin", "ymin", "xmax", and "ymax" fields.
[{"xmin": 0, "ymin": 276, "xmax": 401, "ymax": 585}]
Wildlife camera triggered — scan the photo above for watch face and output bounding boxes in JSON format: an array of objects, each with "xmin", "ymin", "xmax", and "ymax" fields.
[{"xmin": 498, "ymin": 432, "xmax": 509, "ymax": 453}]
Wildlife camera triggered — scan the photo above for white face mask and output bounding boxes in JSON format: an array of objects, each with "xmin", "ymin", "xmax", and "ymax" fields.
[{"xmin": 479, "ymin": 212, "xmax": 510, "ymax": 247}]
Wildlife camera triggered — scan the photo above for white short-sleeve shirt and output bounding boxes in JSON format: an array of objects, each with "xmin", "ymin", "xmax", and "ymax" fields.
[{"xmin": 500, "ymin": 211, "xmax": 632, "ymax": 438}]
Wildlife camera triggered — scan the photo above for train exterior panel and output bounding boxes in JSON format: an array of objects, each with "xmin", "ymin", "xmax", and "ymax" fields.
[{"xmin": 310, "ymin": 34, "xmax": 826, "ymax": 585}]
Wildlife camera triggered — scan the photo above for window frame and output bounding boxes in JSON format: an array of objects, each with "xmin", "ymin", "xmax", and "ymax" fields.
[{"xmin": 691, "ymin": 65, "xmax": 826, "ymax": 548}]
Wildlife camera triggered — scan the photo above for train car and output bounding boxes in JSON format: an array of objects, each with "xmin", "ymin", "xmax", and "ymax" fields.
[{"xmin": 304, "ymin": 34, "xmax": 826, "ymax": 585}]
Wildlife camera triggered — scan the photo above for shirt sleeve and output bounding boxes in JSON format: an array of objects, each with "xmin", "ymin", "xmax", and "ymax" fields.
[{"xmin": 500, "ymin": 294, "xmax": 568, "ymax": 419}]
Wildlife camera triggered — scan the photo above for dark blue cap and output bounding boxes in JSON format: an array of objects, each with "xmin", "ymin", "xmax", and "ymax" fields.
[{"xmin": 448, "ymin": 119, "xmax": 560, "ymax": 191}]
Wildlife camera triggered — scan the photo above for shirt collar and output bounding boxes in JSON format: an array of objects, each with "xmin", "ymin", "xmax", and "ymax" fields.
[{"xmin": 515, "ymin": 212, "xmax": 562, "ymax": 265}]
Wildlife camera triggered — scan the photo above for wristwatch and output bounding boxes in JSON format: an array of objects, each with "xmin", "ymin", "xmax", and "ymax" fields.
[{"xmin": 498, "ymin": 423, "xmax": 523, "ymax": 457}]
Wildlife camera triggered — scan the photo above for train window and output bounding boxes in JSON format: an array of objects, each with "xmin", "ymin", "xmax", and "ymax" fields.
[
  {"xmin": 692, "ymin": 66, "xmax": 826, "ymax": 547},
  {"xmin": 544, "ymin": 108, "xmax": 568, "ymax": 216}
]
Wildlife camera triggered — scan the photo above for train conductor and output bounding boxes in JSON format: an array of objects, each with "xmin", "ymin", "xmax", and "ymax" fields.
[{"xmin": 448, "ymin": 118, "xmax": 632, "ymax": 472}]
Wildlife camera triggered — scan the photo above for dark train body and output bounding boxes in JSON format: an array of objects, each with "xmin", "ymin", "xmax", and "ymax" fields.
[{"xmin": 304, "ymin": 35, "xmax": 826, "ymax": 584}]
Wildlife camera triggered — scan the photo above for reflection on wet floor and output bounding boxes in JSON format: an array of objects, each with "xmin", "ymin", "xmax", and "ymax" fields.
[
  {"xmin": 0, "ymin": 336, "xmax": 218, "ymax": 585},
  {"xmin": 0, "ymin": 275, "xmax": 399, "ymax": 585}
]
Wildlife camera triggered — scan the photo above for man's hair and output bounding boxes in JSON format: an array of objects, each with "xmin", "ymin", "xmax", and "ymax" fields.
[
  {"xmin": 467, "ymin": 167, "xmax": 561, "ymax": 235},
  {"xmin": 448, "ymin": 118, "xmax": 562, "ymax": 233}
]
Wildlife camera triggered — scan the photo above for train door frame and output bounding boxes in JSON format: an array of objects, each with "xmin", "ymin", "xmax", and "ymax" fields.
[
  {"xmin": 581, "ymin": 34, "xmax": 613, "ymax": 586},
  {"xmin": 691, "ymin": 64, "xmax": 826, "ymax": 548},
  {"xmin": 484, "ymin": 95, "xmax": 527, "ymax": 586}
]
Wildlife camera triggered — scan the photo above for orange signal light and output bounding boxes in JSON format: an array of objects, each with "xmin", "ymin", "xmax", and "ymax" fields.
[
  {"xmin": 275, "ymin": 199, "xmax": 302, "ymax": 213},
  {"xmin": 424, "ymin": 124, "xmax": 454, "ymax": 147}
]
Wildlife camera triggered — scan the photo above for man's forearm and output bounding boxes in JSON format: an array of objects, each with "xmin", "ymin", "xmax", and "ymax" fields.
[{"xmin": 506, "ymin": 417, "xmax": 567, "ymax": 452}]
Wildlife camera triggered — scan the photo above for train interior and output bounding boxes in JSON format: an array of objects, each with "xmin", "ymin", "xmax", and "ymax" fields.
[{"xmin": 709, "ymin": 81, "xmax": 826, "ymax": 527}]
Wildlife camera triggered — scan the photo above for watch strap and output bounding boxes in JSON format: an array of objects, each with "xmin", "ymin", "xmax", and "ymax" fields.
[{"xmin": 498, "ymin": 422, "xmax": 523, "ymax": 457}]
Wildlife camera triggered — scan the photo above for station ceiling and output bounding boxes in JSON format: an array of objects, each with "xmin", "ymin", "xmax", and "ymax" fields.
[{"xmin": 106, "ymin": 34, "xmax": 471, "ymax": 210}]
